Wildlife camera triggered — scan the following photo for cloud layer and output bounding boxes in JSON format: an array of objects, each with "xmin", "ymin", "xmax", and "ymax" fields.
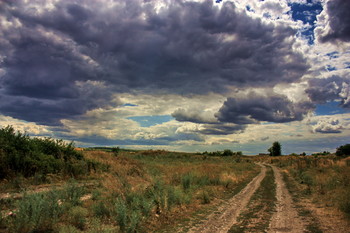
[
  {"xmin": 0, "ymin": 0, "xmax": 309, "ymax": 125},
  {"xmin": 216, "ymin": 91, "xmax": 313, "ymax": 124},
  {"xmin": 0, "ymin": 0, "xmax": 350, "ymax": 153},
  {"xmin": 317, "ymin": 0, "xmax": 350, "ymax": 43}
]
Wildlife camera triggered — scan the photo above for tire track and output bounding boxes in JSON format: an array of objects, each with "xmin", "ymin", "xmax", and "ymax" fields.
[
  {"xmin": 268, "ymin": 165, "xmax": 305, "ymax": 233},
  {"xmin": 187, "ymin": 164, "xmax": 266, "ymax": 233}
]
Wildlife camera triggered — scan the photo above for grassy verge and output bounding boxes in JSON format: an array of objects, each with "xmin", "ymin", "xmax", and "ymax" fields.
[
  {"xmin": 282, "ymin": 171, "xmax": 323, "ymax": 233},
  {"xmin": 228, "ymin": 165, "xmax": 276, "ymax": 233},
  {"xmin": 255, "ymin": 155, "xmax": 350, "ymax": 217},
  {"xmin": 1, "ymin": 150, "xmax": 259, "ymax": 232},
  {"xmin": 172, "ymin": 164, "xmax": 260, "ymax": 233}
]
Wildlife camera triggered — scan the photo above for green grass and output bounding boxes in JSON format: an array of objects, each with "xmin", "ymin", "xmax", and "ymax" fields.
[{"xmin": 228, "ymin": 166, "xmax": 276, "ymax": 233}]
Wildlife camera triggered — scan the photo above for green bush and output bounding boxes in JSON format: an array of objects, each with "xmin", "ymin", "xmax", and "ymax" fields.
[
  {"xmin": 9, "ymin": 191, "xmax": 62, "ymax": 233},
  {"xmin": 93, "ymin": 201, "xmax": 111, "ymax": 219},
  {"xmin": 58, "ymin": 224, "xmax": 80, "ymax": 233},
  {"xmin": 181, "ymin": 173, "xmax": 193, "ymax": 192},
  {"xmin": 60, "ymin": 181, "xmax": 85, "ymax": 206},
  {"xmin": 0, "ymin": 125, "xmax": 90, "ymax": 179},
  {"xmin": 69, "ymin": 206, "xmax": 88, "ymax": 230},
  {"xmin": 115, "ymin": 198, "xmax": 128, "ymax": 232},
  {"xmin": 336, "ymin": 144, "xmax": 350, "ymax": 157},
  {"xmin": 222, "ymin": 149, "xmax": 233, "ymax": 156}
]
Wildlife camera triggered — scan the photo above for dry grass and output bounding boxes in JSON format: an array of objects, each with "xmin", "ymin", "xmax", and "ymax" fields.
[
  {"xmin": 0, "ymin": 150, "xmax": 259, "ymax": 232},
  {"xmin": 257, "ymin": 155, "xmax": 350, "ymax": 217}
]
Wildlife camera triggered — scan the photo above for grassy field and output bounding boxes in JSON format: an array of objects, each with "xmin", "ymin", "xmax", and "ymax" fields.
[
  {"xmin": 254, "ymin": 155, "xmax": 350, "ymax": 218},
  {"xmin": 0, "ymin": 149, "xmax": 259, "ymax": 233},
  {"xmin": 1, "ymin": 126, "xmax": 349, "ymax": 232}
]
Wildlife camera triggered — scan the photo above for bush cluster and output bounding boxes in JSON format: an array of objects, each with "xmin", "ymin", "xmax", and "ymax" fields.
[
  {"xmin": 0, "ymin": 125, "xmax": 91, "ymax": 179},
  {"xmin": 336, "ymin": 144, "xmax": 350, "ymax": 157},
  {"xmin": 202, "ymin": 150, "xmax": 243, "ymax": 156}
]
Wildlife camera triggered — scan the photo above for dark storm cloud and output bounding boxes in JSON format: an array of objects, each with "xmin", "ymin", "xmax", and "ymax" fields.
[
  {"xmin": 319, "ymin": 0, "xmax": 350, "ymax": 43},
  {"xmin": 0, "ymin": 81, "xmax": 115, "ymax": 125},
  {"xmin": 198, "ymin": 123, "xmax": 246, "ymax": 135},
  {"xmin": 216, "ymin": 92, "xmax": 314, "ymax": 124},
  {"xmin": 172, "ymin": 108, "xmax": 245, "ymax": 135},
  {"xmin": 0, "ymin": 0, "xmax": 309, "ymax": 125},
  {"xmin": 306, "ymin": 76, "xmax": 350, "ymax": 108},
  {"xmin": 172, "ymin": 108, "xmax": 217, "ymax": 124}
]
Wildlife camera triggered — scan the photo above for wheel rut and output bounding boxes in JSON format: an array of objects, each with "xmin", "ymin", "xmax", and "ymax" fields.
[
  {"xmin": 187, "ymin": 164, "xmax": 266, "ymax": 233},
  {"xmin": 268, "ymin": 165, "xmax": 305, "ymax": 233}
]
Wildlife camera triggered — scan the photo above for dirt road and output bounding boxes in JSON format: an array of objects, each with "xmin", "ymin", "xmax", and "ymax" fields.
[
  {"xmin": 188, "ymin": 164, "xmax": 266, "ymax": 233},
  {"xmin": 268, "ymin": 165, "xmax": 305, "ymax": 233}
]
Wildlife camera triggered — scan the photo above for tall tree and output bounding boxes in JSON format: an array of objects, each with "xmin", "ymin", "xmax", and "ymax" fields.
[{"xmin": 268, "ymin": 141, "xmax": 281, "ymax": 156}]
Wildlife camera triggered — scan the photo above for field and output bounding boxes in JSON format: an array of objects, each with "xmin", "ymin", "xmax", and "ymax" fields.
[
  {"xmin": 1, "ymin": 127, "xmax": 350, "ymax": 232},
  {"xmin": 0, "ymin": 149, "xmax": 259, "ymax": 233}
]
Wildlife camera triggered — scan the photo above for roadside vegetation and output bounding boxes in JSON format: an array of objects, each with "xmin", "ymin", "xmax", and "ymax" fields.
[
  {"xmin": 256, "ymin": 155, "xmax": 350, "ymax": 217},
  {"xmin": 0, "ymin": 125, "xmax": 98, "ymax": 181},
  {"xmin": 0, "ymin": 126, "xmax": 259, "ymax": 232},
  {"xmin": 1, "ymin": 126, "xmax": 349, "ymax": 232}
]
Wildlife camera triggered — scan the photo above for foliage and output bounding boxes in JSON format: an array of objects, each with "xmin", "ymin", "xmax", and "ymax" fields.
[
  {"xmin": 263, "ymin": 155, "xmax": 350, "ymax": 216},
  {"xmin": 0, "ymin": 125, "xmax": 94, "ymax": 179},
  {"xmin": 312, "ymin": 151, "xmax": 331, "ymax": 156},
  {"xmin": 268, "ymin": 141, "xmax": 281, "ymax": 156},
  {"xmin": 336, "ymin": 144, "xmax": 350, "ymax": 157},
  {"xmin": 9, "ymin": 191, "xmax": 62, "ymax": 233},
  {"xmin": 222, "ymin": 149, "xmax": 233, "ymax": 156},
  {"xmin": 112, "ymin": 147, "xmax": 120, "ymax": 156},
  {"xmin": 68, "ymin": 206, "xmax": 88, "ymax": 230},
  {"xmin": 202, "ymin": 150, "xmax": 243, "ymax": 157},
  {"xmin": 60, "ymin": 181, "xmax": 85, "ymax": 206}
]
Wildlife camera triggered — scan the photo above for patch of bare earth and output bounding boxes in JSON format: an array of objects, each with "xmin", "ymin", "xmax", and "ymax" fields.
[
  {"xmin": 187, "ymin": 164, "xmax": 266, "ymax": 233},
  {"xmin": 268, "ymin": 165, "xmax": 305, "ymax": 233}
]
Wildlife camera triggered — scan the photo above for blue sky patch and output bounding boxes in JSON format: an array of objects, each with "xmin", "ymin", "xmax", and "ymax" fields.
[
  {"xmin": 289, "ymin": 1, "xmax": 322, "ymax": 44},
  {"xmin": 326, "ymin": 51, "xmax": 339, "ymax": 59},
  {"xmin": 122, "ymin": 103, "xmax": 138, "ymax": 107},
  {"xmin": 128, "ymin": 115, "xmax": 174, "ymax": 127},
  {"xmin": 315, "ymin": 101, "xmax": 350, "ymax": 116},
  {"xmin": 326, "ymin": 65, "xmax": 337, "ymax": 71}
]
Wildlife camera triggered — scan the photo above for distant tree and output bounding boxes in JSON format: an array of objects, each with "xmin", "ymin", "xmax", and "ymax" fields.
[
  {"xmin": 234, "ymin": 151, "xmax": 243, "ymax": 156},
  {"xmin": 112, "ymin": 147, "xmax": 120, "ymax": 156},
  {"xmin": 336, "ymin": 144, "xmax": 350, "ymax": 157},
  {"xmin": 301, "ymin": 152, "xmax": 306, "ymax": 156},
  {"xmin": 222, "ymin": 149, "xmax": 233, "ymax": 156},
  {"xmin": 268, "ymin": 141, "xmax": 281, "ymax": 156}
]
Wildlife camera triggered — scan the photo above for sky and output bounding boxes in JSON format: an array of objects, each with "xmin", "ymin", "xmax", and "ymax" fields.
[{"xmin": 0, "ymin": 0, "xmax": 350, "ymax": 155}]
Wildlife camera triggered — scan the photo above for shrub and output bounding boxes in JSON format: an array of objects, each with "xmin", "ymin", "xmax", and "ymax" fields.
[
  {"xmin": 58, "ymin": 224, "xmax": 80, "ymax": 233},
  {"xmin": 115, "ymin": 198, "xmax": 127, "ymax": 232},
  {"xmin": 222, "ymin": 149, "xmax": 233, "ymax": 156},
  {"xmin": 0, "ymin": 125, "xmax": 90, "ymax": 179},
  {"xmin": 182, "ymin": 173, "xmax": 193, "ymax": 192},
  {"xmin": 69, "ymin": 206, "xmax": 88, "ymax": 230},
  {"xmin": 60, "ymin": 181, "xmax": 85, "ymax": 206},
  {"xmin": 9, "ymin": 191, "xmax": 62, "ymax": 233},
  {"xmin": 93, "ymin": 201, "xmax": 110, "ymax": 219},
  {"xmin": 336, "ymin": 144, "xmax": 350, "ymax": 157}
]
